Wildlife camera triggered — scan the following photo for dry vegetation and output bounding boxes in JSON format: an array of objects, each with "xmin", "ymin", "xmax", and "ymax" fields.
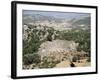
[{"xmin": 23, "ymin": 24, "xmax": 91, "ymax": 69}]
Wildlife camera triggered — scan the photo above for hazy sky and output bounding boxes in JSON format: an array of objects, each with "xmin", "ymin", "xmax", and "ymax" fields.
[{"xmin": 23, "ymin": 10, "xmax": 90, "ymax": 20}]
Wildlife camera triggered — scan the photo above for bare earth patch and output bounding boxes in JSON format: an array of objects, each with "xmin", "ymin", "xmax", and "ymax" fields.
[
  {"xmin": 55, "ymin": 59, "xmax": 90, "ymax": 68},
  {"xmin": 56, "ymin": 60, "xmax": 70, "ymax": 68}
]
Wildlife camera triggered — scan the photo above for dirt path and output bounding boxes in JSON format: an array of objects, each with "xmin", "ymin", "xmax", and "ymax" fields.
[{"xmin": 56, "ymin": 60, "xmax": 70, "ymax": 68}]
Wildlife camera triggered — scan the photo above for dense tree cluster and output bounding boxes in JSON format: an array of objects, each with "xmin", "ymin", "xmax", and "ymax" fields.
[{"xmin": 59, "ymin": 29, "xmax": 90, "ymax": 53}]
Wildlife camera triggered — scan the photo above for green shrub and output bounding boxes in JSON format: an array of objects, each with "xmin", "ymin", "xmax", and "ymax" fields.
[
  {"xmin": 48, "ymin": 62, "xmax": 56, "ymax": 68},
  {"xmin": 87, "ymin": 57, "xmax": 91, "ymax": 62},
  {"xmin": 23, "ymin": 54, "xmax": 41, "ymax": 65},
  {"xmin": 38, "ymin": 56, "xmax": 58, "ymax": 68},
  {"xmin": 72, "ymin": 56, "xmax": 77, "ymax": 62}
]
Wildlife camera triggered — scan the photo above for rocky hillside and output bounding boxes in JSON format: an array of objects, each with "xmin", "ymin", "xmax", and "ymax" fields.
[
  {"xmin": 37, "ymin": 40, "xmax": 78, "ymax": 58},
  {"xmin": 23, "ymin": 23, "xmax": 90, "ymax": 56},
  {"xmin": 22, "ymin": 12, "xmax": 91, "ymax": 69}
]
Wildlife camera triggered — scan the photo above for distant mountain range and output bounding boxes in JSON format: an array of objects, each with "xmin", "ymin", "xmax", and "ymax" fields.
[
  {"xmin": 23, "ymin": 14, "xmax": 64, "ymax": 24},
  {"xmin": 23, "ymin": 13, "xmax": 90, "ymax": 29},
  {"xmin": 71, "ymin": 17, "xmax": 90, "ymax": 29}
]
